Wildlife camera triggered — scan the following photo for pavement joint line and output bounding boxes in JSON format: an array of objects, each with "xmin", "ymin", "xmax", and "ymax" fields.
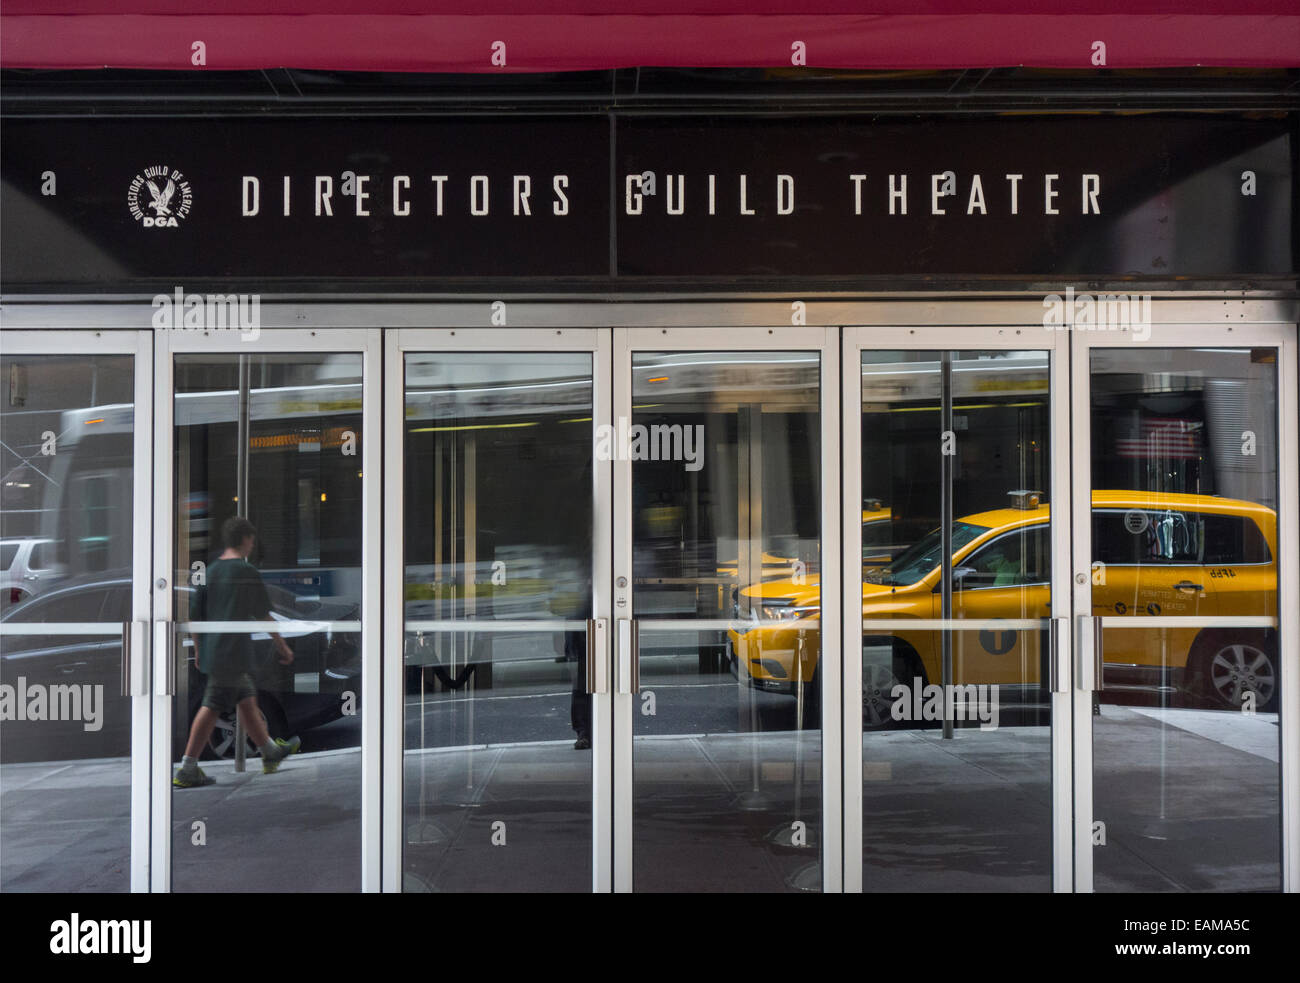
[{"xmin": 0, "ymin": 761, "xmax": 94, "ymax": 792}]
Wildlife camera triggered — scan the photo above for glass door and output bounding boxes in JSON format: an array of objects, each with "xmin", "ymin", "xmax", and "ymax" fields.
[
  {"xmin": 0, "ymin": 331, "xmax": 153, "ymax": 891},
  {"xmin": 383, "ymin": 328, "xmax": 612, "ymax": 892},
  {"xmin": 613, "ymin": 327, "xmax": 840, "ymax": 892},
  {"xmin": 1071, "ymin": 321, "xmax": 1298, "ymax": 892},
  {"xmin": 842, "ymin": 322, "xmax": 1072, "ymax": 892},
  {"xmin": 153, "ymin": 328, "xmax": 381, "ymax": 892}
]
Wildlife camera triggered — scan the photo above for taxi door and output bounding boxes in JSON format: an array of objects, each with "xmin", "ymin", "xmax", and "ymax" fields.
[
  {"xmin": 945, "ymin": 522, "xmax": 1051, "ymax": 686},
  {"xmin": 1090, "ymin": 507, "xmax": 1213, "ymax": 672}
]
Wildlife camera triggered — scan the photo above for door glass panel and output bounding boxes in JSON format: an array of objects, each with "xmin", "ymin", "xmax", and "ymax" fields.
[
  {"xmin": 634, "ymin": 350, "xmax": 822, "ymax": 892},
  {"xmin": 170, "ymin": 353, "xmax": 364, "ymax": 891},
  {"xmin": 1089, "ymin": 346, "xmax": 1280, "ymax": 891},
  {"xmin": 859, "ymin": 350, "xmax": 1053, "ymax": 891},
  {"xmin": 1, "ymin": 353, "xmax": 136, "ymax": 891},
  {"xmin": 402, "ymin": 352, "xmax": 594, "ymax": 893}
]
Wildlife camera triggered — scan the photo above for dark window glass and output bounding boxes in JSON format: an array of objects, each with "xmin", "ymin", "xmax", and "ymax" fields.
[
  {"xmin": 8, "ymin": 587, "xmax": 110, "ymax": 623},
  {"xmin": 959, "ymin": 524, "xmax": 1049, "ymax": 589},
  {"xmin": 1202, "ymin": 514, "xmax": 1272, "ymax": 564},
  {"xmin": 1093, "ymin": 509, "xmax": 1270, "ymax": 566},
  {"xmin": 29, "ymin": 541, "xmax": 55, "ymax": 569}
]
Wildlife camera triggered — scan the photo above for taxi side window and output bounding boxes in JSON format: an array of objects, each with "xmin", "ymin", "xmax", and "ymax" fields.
[
  {"xmin": 958, "ymin": 525, "xmax": 1049, "ymax": 589},
  {"xmin": 1094, "ymin": 510, "xmax": 1270, "ymax": 565},
  {"xmin": 1202, "ymin": 514, "xmax": 1271, "ymax": 564}
]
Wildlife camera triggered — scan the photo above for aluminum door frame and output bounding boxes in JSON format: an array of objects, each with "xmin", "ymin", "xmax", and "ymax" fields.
[
  {"xmin": 1069, "ymin": 319, "xmax": 1300, "ymax": 893},
  {"xmin": 0, "ymin": 329, "xmax": 154, "ymax": 891},
  {"xmin": 841, "ymin": 320, "xmax": 1073, "ymax": 893},
  {"xmin": 382, "ymin": 327, "xmax": 613, "ymax": 892},
  {"xmin": 612, "ymin": 325, "xmax": 842, "ymax": 893},
  {"xmin": 152, "ymin": 327, "xmax": 382, "ymax": 892}
]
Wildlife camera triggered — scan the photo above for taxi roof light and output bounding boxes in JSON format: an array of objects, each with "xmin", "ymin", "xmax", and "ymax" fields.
[{"xmin": 1008, "ymin": 489, "xmax": 1045, "ymax": 510}]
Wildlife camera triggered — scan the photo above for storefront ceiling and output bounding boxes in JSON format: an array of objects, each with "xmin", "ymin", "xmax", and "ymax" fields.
[{"xmin": 3, "ymin": 2, "xmax": 1299, "ymax": 72}]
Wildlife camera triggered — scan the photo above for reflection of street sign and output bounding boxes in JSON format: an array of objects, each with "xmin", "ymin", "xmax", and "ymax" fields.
[
  {"xmin": 979, "ymin": 629, "xmax": 1016, "ymax": 655},
  {"xmin": 1124, "ymin": 509, "xmax": 1149, "ymax": 534}
]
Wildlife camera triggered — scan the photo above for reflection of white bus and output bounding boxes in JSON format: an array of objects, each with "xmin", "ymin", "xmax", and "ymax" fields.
[{"xmin": 40, "ymin": 402, "xmax": 136, "ymax": 581}]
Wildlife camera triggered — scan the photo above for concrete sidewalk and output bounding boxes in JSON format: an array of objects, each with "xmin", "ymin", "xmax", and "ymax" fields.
[{"xmin": 0, "ymin": 707, "xmax": 1283, "ymax": 892}]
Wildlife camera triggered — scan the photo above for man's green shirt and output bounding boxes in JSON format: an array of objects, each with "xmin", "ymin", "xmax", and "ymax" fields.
[{"xmin": 193, "ymin": 557, "xmax": 272, "ymax": 676}]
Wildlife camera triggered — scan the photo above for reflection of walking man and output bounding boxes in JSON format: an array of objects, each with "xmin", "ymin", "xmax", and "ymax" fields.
[{"xmin": 174, "ymin": 517, "xmax": 301, "ymax": 788}]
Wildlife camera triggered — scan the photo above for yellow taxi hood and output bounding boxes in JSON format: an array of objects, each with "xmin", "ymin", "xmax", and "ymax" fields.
[
  {"xmin": 737, "ymin": 576, "xmax": 821, "ymax": 607},
  {"xmin": 861, "ymin": 579, "xmax": 914, "ymax": 602}
]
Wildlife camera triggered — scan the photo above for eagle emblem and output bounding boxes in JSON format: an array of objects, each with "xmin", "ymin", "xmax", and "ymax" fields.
[
  {"xmin": 129, "ymin": 166, "xmax": 191, "ymax": 227},
  {"xmin": 146, "ymin": 178, "xmax": 176, "ymax": 216}
]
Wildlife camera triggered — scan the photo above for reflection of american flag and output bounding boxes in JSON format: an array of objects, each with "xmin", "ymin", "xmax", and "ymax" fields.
[{"xmin": 1116, "ymin": 418, "xmax": 1201, "ymax": 459}]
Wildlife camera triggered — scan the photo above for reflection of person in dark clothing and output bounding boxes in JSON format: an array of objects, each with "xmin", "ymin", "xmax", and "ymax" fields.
[
  {"xmin": 569, "ymin": 587, "xmax": 592, "ymax": 750},
  {"xmin": 173, "ymin": 517, "xmax": 301, "ymax": 787},
  {"xmin": 570, "ymin": 630, "xmax": 591, "ymax": 750}
]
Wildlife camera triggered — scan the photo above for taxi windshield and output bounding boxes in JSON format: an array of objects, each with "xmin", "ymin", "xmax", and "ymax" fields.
[{"xmin": 867, "ymin": 521, "xmax": 990, "ymax": 586}]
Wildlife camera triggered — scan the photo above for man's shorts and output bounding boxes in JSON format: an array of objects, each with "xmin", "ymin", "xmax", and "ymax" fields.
[{"xmin": 201, "ymin": 673, "xmax": 257, "ymax": 715}]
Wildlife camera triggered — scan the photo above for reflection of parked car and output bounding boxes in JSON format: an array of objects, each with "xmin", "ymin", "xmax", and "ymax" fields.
[
  {"xmin": 729, "ymin": 491, "xmax": 1279, "ymax": 724},
  {"xmin": 0, "ymin": 573, "xmax": 361, "ymax": 763},
  {"xmin": 0, "ymin": 537, "xmax": 60, "ymax": 609},
  {"xmin": 181, "ymin": 583, "xmax": 361, "ymax": 759},
  {"xmin": 0, "ymin": 574, "xmax": 131, "ymax": 762}
]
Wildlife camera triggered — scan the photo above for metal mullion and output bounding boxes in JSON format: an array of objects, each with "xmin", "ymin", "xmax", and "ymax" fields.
[
  {"xmin": 612, "ymin": 327, "xmax": 634, "ymax": 892},
  {"xmin": 381, "ymin": 330, "xmax": 405, "ymax": 892},
  {"xmin": 150, "ymin": 326, "xmax": 174, "ymax": 892},
  {"xmin": 818, "ymin": 325, "xmax": 843, "ymax": 894},
  {"xmin": 841, "ymin": 327, "xmax": 865, "ymax": 892},
  {"xmin": 1069, "ymin": 324, "xmax": 1095, "ymax": 893},
  {"xmin": 359, "ymin": 329, "xmax": 383, "ymax": 892},
  {"xmin": 1048, "ymin": 326, "xmax": 1073, "ymax": 893}
]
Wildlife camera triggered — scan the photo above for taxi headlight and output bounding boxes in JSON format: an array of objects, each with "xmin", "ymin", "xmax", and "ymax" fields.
[{"xmin": 761, "ymin": 605, "xmax": 818, "ymax": 622}]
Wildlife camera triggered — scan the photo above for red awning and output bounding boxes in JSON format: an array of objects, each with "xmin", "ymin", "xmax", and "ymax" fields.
[{"xmin": 3, "ymin": 2, "xmax": 1299, "ymax": 72}]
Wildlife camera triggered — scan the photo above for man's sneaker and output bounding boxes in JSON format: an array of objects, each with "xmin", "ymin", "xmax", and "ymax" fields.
[
  {"xmin": 573, "ymin": 735, "xmax": 591, "ymax": 751},
  {"xmin": 173, "ymin": 766, "xmax": 215, "ymax": 788},
  {"xmin": 262, "ymin": 736, "xmax": 302, "ymax": 774}
]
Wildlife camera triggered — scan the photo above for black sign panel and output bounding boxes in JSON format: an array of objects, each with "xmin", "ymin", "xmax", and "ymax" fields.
[
  {"xmin": 1, "ymin": 117, "xmax": 610, "ymax": 284},
  {"xmin": 0, "ymin": 114, "xmax": 1292, "ymax": 286},
  {"xmin": 616, "ymin": 116, "xmax": 1294, "ymax": 278}
]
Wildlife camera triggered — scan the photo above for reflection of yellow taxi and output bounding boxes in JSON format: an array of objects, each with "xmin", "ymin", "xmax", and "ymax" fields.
[
  {"xmin": 717, "ymin": 504, "xmax": 894, "ymax": 582},
  {"xmin": 859, "ymin": 501, "xmax": 898, "ymax": 567},
  {"xmin": 728, "ymin": 491, "xmax": 1278, "ymax": 723}
]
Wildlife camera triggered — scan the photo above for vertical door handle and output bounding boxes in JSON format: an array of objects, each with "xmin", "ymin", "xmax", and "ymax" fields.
[
  {"xmin": 1048, "ymin": 616, "xmax": 1068, "ymax": 693},
  {"xmin": 617, "ymin": 619, "xmax": 640, "ymax": 695},
  {"xmin": 120, "ymin": 621, "xmax": 148, "ymax": 697},
  {"xmin": 154, "ymin": 621, "xmax": 175, "ymax": 696},
  {"xmin": 584, "ymin": 618, "xmax": 609, "ymax": 694},
  {"xmin": 1076, "ymin": 615, "xmax": 1104, "ymax": 692},
  {"xmin": 121, "ymin": 623, "xmax": 131, "ymax": 697}
]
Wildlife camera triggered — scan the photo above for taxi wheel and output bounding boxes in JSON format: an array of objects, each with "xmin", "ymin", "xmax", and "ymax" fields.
[
  {"xmin": 863, "ymin": 641, "xmax": 923, "ymax": 731},
  {"xmin": 1196, "ymin": 633, "xmax": 1278, "ymax": 713}
]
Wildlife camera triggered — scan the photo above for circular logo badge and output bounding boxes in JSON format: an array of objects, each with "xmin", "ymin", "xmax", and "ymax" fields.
[
  {"xmin": 1123, "ymin": 509, "xmax": 1149, "ymax": 534},
  {"xmin": 128, "ymin": 165, "xmax": 192, "ymax": 228}
]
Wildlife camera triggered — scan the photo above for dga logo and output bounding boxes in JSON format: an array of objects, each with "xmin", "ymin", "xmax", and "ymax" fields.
[{"xmin": 128, "ymin": 164, "xmax": 192, "ymax": 228}]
